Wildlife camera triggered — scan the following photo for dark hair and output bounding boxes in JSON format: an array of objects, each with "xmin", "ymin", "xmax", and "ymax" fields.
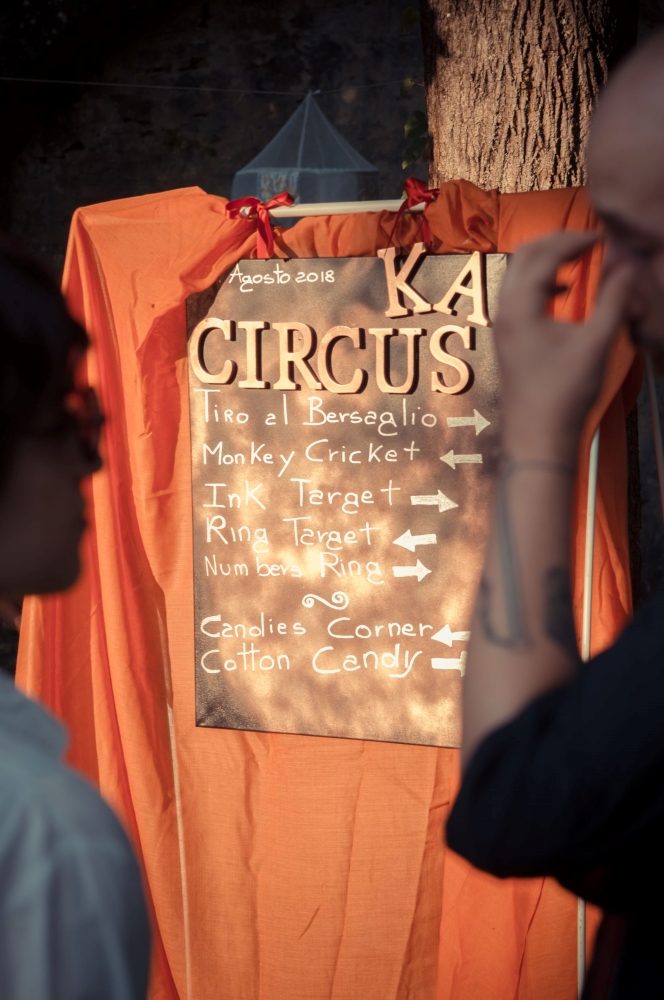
[{"xmin": 0, "ymin": 239, "xmax": 87, "ymax": 471}]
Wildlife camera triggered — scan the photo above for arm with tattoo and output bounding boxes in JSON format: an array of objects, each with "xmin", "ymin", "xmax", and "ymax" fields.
[
  {"xmin": 463, "ymin": 457, "xmax": 580, "ymax": 764},
  {"xmin": 461, "ymin": 232, "xmax": 632, "ymax": 767}
]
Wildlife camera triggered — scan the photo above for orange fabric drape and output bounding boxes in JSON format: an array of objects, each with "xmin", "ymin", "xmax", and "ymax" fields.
[{"xmin": 17, "ymin": 181, "xmax": 639, "ymax": 1000}]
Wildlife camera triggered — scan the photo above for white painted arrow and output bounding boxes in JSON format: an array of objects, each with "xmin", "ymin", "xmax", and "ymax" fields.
[
  {"xmin": 432, "ymin": 651, "xmax": 467, "ymax": 675},
  {"xmin": 393, "ymin": 529, "xmax": 437, "ymax": 552},
  {"xmin": 432, "ymin": 624, "xmax": 471, "ymax": 646},
  {"xmin": 410, "ymin": 491, "xmax": 458, "ymax": 513},
  {"xmin": 392, "ymin": 560, "xmax": 431, "ymax": 582},
  {"xmin": 446, "ymin": 409, "xmax": 490, "ymax": 436},
  {"xmin": 441, "ymin": 450, "xmax": 483, "ymax": 470}
]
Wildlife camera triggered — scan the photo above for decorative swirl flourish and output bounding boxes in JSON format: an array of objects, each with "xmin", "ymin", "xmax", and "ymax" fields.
[{"xmin": 302, "ymin": 591, "xmax": 349, "ymax": 611}]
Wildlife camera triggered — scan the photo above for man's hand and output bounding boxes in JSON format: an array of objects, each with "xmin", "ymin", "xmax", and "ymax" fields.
[{"xmin": 496, "ymin": 231, "xmax": 634, "ymax": 463}]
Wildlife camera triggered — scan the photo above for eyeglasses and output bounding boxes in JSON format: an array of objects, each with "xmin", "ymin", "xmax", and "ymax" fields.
[{"xmin": 63, "ymin": 385, "xmax": 104, "ymax": 462}]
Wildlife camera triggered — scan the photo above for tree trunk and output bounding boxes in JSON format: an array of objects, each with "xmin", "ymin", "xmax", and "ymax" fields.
[{"xmin": 419, "ymin": 0, "xmax": 638, "ymax": 192}]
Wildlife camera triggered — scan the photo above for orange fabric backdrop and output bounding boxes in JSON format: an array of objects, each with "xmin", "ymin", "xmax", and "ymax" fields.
[{"xmin": 17, "ymin": 181, "xmax": 639, "ymax": 1000}]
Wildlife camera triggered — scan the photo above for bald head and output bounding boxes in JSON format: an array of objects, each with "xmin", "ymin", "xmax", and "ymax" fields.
[
  {"xmin": 586, "ymin": 30, "xmax": 664, "ymax": 355},
  {"xmin": 588, "ymin": 30, "xmax": 664, "ymax": 230}
]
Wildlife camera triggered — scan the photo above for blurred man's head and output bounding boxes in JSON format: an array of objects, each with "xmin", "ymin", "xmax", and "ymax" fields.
[
  {"xmin": 0, "ymin": 244, "xmax": 101, "ymax": 596},
  {"xmin": 587, "ymin": 29, "xmax": 664, "ymax": 352}
]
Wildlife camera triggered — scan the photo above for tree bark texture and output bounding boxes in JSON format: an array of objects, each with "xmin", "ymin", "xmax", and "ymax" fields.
[{"xmin": 419, "ymin": 0, "xmax": 638, "ymax": 192}]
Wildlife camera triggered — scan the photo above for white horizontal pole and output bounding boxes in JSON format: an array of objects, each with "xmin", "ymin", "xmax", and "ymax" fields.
[{"xmin": 267, "ymin": 199, "xmax": 425, "ymax": 218}]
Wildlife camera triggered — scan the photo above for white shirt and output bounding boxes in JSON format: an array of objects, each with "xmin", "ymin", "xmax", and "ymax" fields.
[{"xmin": 0, "ymin": 672, "xmax": 150, "ymax": 999}]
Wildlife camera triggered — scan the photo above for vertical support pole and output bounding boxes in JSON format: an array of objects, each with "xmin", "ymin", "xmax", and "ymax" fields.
[
  {"xmin": 578, "ymin": 426, "xmax": 600, "ymax": 997},
  {"xmin": 645, "ymin": 353, "xmax": 664, "ymax": 524},
  {"xmin": 577, "ymin": 898, "xmax": 587, "ymax": 999},
  {"xmin": 582, "ymin": 429, "xmax": 600, "ymax": 662}
]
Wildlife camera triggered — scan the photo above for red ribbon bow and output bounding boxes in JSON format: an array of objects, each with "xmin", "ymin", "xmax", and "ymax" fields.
[
  {"xmin": 387, "ymin": 177, "xmax": 437, "ymax": 250},
  {"xmin": 225, "ymin": 192, "xmax": 295, "ymax": 259}
]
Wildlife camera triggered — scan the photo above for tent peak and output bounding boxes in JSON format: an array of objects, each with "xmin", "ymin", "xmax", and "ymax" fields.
[{"xmin": 231, "ymin": 92, "xmax": 379, "ymax": 206}]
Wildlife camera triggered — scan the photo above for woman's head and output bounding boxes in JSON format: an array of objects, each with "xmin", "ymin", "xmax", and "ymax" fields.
[{"xmin": 0, "ymin": 242, "xmax": 102, "ymax": 596}]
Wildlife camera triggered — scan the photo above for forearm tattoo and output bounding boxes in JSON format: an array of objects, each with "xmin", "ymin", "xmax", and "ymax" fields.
[
  {"xmin": 478, "ymin": 467, "xmax": 531, "ymax": 649},
  {"xmin": 478, "ymin": 458, "xmax": 575, "ymax": 652}
]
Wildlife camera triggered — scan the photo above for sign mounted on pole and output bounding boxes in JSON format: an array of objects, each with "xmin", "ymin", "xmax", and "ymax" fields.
[{"xmin": 187, "ymin": 246, "xmax": 506, "ymax": 747}]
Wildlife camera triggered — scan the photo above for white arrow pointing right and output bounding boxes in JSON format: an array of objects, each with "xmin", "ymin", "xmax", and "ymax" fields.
[
  {"xmin": 410, "ymin": 490, "xmax": 458, "ymax": 512},
  {"xmin": 446, "ymin": 409, "xmax": 490, "ymax": 435},
  {"xmin": 432, "ymin": 624, "xmax": 471, "ymax": 646},
  {"xmin": 393, "ymin": 529, "xmax": 437, "ymax": 552},
  {"xmin": 392, "ymin": 560, "xmax": 431, "ymax": 582}
]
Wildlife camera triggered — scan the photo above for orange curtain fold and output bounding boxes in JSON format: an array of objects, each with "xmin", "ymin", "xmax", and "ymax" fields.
[{"xmin": 17, "ymin": 181, "xmax": 636, "ymax": 1000}]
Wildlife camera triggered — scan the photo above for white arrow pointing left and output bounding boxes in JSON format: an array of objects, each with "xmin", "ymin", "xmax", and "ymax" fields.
[
  {"xmin": 432, "ymin": 624, "xmax": 471, "ymax": 646},
  {"xmin": 392, "ymin": 560, "xmax": 431, "ymax": 582},
  {"xmin": 393, "ymin": 529, "xmax": 437, "ymax": 552},
  {"xmin": 441, "ymin": 450, "xmax": 482, "ymax": 470},
  {"xmin": 432, "ymin": 651, "xmax": 467, "ymax": 675}
]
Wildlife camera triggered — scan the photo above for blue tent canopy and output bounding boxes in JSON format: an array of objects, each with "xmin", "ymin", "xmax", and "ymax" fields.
[{"xmin": 231, "ymin": 92, "xmax": 379, "ymax": 204}]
